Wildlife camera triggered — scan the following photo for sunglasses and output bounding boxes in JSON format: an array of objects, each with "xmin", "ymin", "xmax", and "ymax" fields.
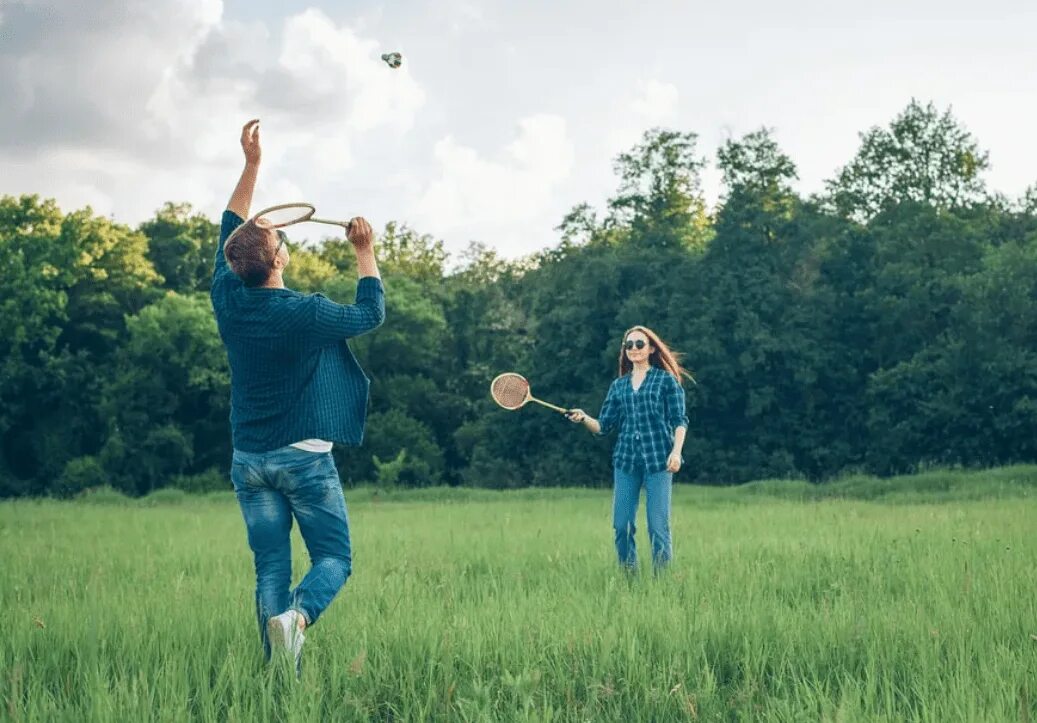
[
  {"xmin": 274, "ymin": 229, "xmax": 291, "ymax": 255},
  {"xmin": 624, "ymin": 339, "xmax": 648, "ymax": 351}
]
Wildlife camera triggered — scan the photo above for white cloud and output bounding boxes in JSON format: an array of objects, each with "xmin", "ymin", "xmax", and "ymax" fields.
[
  {"xmin": 410, "ymin": 114, "xmax": 575, "ymax": 256},
  {"xmin": 143, "ymin": 7, "xmax": 426, "ymax": 195},
  {"xmin": 631, "ymin": 79, "xmax": 679, "ymax": 122},
  {"xmin": 5, "ymin": 0, "xmax": 1035, "ymax": 260},
  {"xmin": 275, "ymin": 9, "xmax": 423, "ymax": 134},
  {"xmin": 605, "ymin": 79, "xmax": 680, "ymax": 156},
  {"xmin": 447, "ymin": 0, "xmax": 487, "ymax": 33},
  {"xmin": 0, "ymin": 1, "xmax": 425, "ymax": 223}
]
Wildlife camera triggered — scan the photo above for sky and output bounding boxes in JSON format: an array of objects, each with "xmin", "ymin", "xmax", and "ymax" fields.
[{"xmin": 1, "ymin": 0, "xmax": 1035, "ymax": 257}]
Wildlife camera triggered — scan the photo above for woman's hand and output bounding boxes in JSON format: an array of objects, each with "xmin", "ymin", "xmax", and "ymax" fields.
[
  {"xmin": 565, "ymin": 409, "xmax": 586, "ymax": 424},
  {"xmin": 666, "ymin": 451, "xmax": 681, "ymax": 473}
]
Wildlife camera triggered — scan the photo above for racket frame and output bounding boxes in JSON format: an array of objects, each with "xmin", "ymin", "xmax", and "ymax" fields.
[
  {"xmin": 490, "ymin": 373, "xmax": 568, "ymax": 415},
  {"xmin": 252, "ymin": 202, "xmax": 354, "ymax": 234}
]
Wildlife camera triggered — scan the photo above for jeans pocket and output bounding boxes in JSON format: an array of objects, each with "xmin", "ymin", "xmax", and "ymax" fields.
[
  {"xmin": 277, "ymin": 450, "xmax": 335, "ymax": 491},
  {"xmin": 230, "ymin": 460, "xmax": 252, "ymax": 492},
  {"xmin": 301, "ymin": 454, "xmax": 338, "ymax": 486},
  {"xmin": 279, "ymin": 448, "xmax": 330, "ymax": 473}
]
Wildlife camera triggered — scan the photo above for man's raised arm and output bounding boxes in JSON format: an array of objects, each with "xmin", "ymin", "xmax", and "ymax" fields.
[
  {"xmin": 214, "ymin": 120, "xmax": 262, "ymax": 285},
  {"xmin": 228, "ymin": 119, "xmax": 261, "ymax": 219},
  {"xmin": 306, "ymin": 216, "xmax": 385, "ymax": 344}
]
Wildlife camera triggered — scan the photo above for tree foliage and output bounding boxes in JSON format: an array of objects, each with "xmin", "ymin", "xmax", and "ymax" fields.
[
  {"xmin": 3, "ymin": 100, "xmax": 1036, "ymax": 495},
  {"xmin": 826, "ymin": 99, "xmax": 989, "ymax": 221}
]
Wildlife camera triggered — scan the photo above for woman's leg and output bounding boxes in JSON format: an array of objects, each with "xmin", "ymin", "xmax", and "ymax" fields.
[
  {"xmin": 612, "ymin": 466, "xmax": 642, "ymax": 569},
  {"xmin": 644, "ymin": 470, "xmax": 673, "ymax": 570}
]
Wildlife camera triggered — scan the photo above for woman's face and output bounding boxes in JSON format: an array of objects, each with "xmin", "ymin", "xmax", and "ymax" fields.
[{"xmin": 624, "ymin": 331, "xmax": 653, "ymax": 365}]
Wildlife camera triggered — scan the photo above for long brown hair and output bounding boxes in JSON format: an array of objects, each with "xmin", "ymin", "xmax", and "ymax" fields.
[{"xmin": 617, "ymin": 326, "xmax": 695, "ymax": 386}]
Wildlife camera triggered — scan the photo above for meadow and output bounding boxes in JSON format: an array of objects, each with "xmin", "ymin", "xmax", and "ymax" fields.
[{"xmin": 2, "ymin": 468, "xmax": 1036, "ymax": 721}]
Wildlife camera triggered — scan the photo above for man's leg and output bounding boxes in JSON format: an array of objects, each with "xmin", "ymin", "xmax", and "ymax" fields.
[
  {"xmin": 612, "ymin": 466, "xmax": 642, "ymax": 570},
  {"xmin": 231, "ymin": 455, "xmax": 293, "ymax": 659},
  {"xmin": 644, "ymin": 470, "xmax": 674, "ymax": 571},
  {"xmin": 277, "ymin": 450, "xmax": 352, "ymax": 627}
]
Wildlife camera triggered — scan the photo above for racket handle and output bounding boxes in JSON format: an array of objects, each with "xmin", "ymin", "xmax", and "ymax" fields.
[
  {"xmin": 529, "ymin": 397, "xmax": 568, "ymax": 414},
  {"xmin": 310, "ymin": 216, "xmax": 354, "ymax": 234}
]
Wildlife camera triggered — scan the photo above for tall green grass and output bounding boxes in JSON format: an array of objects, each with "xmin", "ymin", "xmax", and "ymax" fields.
[{"xmin": 2, "ymin": 468, "xmax": 1035, "ymax": 721}]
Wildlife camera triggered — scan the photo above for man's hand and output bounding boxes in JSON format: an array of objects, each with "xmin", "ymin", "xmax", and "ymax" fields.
[
  {"xmin": 565, "ymin": 409, "xmax": 587, "ymax": 423},
  {"xmin": 666, "ymin": 451, "xmax": 682, "ymax": 474},
  {"xmin": 240, "ymin": 119, "xmax": 261, "ymax": 166},
  {"xmin": 348, "ymin": 217, "xmax": 380, "ymax": 279},
  {"xmin": 227, "ymin": 120, "xmax": 261, "ymax": 219},
  {"xmin": 348, "ymin": 217, "xmax": 374, "ymax": 252}
]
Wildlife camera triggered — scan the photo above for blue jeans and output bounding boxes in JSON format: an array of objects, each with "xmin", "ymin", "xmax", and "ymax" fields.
[
  {"xmin": 230, "ymin": 446, "xmax": 352, "ymax": 659},
  {"xmin": 612, "ymin": 463, "xmax": 673, "ymax": 571}
]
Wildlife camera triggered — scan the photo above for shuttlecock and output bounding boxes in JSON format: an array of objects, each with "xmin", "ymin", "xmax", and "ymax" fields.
[{"xmin": 381, "ymin": 52, "xmax": 402, "ymax": 69}]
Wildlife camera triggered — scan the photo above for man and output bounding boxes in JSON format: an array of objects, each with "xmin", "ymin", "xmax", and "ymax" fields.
[{"xmin": 211, "ymin": 119, "xmax": 385, "ymax": 671}]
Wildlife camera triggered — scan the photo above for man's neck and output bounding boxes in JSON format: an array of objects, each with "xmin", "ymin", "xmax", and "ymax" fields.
[{"xmin": 258, "ymin": 272, "xmax": 285, "ymax": 289}]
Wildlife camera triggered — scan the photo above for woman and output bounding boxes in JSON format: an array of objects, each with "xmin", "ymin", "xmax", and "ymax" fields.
[{"xmin": 567, "ymin": 326, "xmax": 690, "ymax": 571}]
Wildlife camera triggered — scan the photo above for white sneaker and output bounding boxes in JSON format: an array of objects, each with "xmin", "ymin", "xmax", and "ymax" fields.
[{"xmin": 267, "ymin": 610, "xmax": 305, "ymax": 670}]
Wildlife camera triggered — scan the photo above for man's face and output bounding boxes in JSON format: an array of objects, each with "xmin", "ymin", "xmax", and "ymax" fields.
[{"xmin": 254, "ymin": 218, "xmax": 289, "ymax": 271}]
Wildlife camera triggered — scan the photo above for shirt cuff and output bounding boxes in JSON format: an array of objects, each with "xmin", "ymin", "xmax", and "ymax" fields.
[{"xmin": 357, "ymin": 276, "xmax": 384, "ymax": 294}]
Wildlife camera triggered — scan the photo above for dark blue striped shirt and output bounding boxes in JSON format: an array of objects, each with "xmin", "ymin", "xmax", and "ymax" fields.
[
  {"xmin": 211, "ymin": 210, "xmax": 385, "ymax": 452},
  {"xmin": 597, "ymin": 366, "xmax": 689, "ymax": 473}
]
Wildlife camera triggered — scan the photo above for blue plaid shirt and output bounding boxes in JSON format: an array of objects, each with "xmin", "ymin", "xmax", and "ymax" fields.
[
  {"xmin": 597, "ymin": 366, "xmax": 689, "ymax": 473},
  {"xmin": 211, "ymin": 210, "xmax": 384, "ymax": 452}
]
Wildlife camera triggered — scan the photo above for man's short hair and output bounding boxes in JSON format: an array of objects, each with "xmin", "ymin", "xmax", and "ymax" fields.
[{"xmin": 224, "ymin": 220, "xmax": 276, "ymax": 287}]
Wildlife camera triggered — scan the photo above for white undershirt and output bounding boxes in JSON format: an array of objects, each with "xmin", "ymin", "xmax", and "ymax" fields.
[{"xmin": 290, "ymin": 439, "xmax": 333, "ymax": 453}]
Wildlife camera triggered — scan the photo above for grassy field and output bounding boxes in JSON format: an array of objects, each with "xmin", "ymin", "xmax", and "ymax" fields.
[{"xmin": 1, "ymin": 468, "xmax": 1036, "ymax": 721}]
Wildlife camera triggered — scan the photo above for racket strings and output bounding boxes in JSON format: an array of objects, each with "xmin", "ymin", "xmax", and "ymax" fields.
[
  {"xmin": 490, "ymin": 373, "xmax": 530, "ymax": 410},
  {"xmin": 254, "ymin": 204, "xmax": 314, "ymax": 228}
]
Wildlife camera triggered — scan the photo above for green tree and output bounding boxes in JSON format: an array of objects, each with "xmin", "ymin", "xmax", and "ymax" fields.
[
  {"xmin": 825, "ymin": 99, "xmax": 989, "ymax": 221},
  {"xmin": 59, "ymin": 207, "xmax": 162, "ymax": 356},
  {"xmin": 283, "ymin": 248, "xmax": 339, "ymax": 293},
  {"xmin": 0, "ymin": 196, "xmax": 161, "ymax": 494},
  {"xmin": 676, "ymin": 130, "xmax": 847, "ymax": 480},
  {"xmin": 100, "ymin": 293, "xmax": 229, "ymax": 494},
  {"xmin": 376, "ymin": 222, "xmax": 448, "ymax": 282},
  {"xmin": 866, "ymin": 231, "xmax": 1037, "ymax": 472},
  {"xmin": 341, "ymin": 409, "xmax": 444, "ymax": 487},
  {"xmin": 0, "ymin": 196, "xmax": 73, "ymax": 492},
  {"xmin": 1020, "ymin": 183, "xmax": 1037, "ymax": 215},
  {"xmin": 139, "ymin": 203, "xmax": 218, "ymax": 293},
  {"xmin": 607, "ymin": 128, "xmax": 712, "ymax": 249}
]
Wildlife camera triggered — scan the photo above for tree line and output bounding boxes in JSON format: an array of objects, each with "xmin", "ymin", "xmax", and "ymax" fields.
[{"xmin": 3, "ymin": 99, "xmax": 1036, "ymax": 497}]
